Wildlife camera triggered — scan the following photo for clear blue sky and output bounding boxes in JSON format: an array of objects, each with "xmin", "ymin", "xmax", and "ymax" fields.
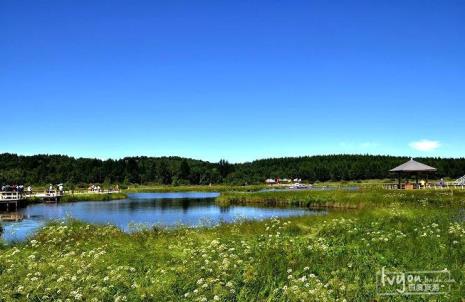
[{"xmin": 1, "ymin": 0, "xmax": 464, "ymax": 162}]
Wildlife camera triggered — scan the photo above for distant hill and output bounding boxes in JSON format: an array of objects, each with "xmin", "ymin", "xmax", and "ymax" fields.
[{"xmin": 1, "ymin": 153, "xmax": 464, "ymax": 185}]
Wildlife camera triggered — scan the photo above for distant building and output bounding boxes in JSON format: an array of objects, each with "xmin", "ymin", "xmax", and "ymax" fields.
[{"xmin": 265, "ymin": 178, "xmax": 276, "ymax": 185}]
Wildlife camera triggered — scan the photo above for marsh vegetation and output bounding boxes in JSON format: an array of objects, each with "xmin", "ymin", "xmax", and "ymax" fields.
[
  {"xmin": 0, "ymin": 207, "xmax": 464, "ymax": 301},
  {"xmin": 0, "ymin": 188, "xmax": 464, "ymax": 301}
]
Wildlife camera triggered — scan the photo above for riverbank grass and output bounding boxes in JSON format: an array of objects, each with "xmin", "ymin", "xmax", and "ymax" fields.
[
  {"xmin": 0, "ymin": 207, "xmax": 464, "ymax": 301},
  {"xmin": 123, "ymin": 184, "xmax": 267, "ymax": 193},
  {"xmin": 60, "ymin": 192, "xmax": 127, "ymax": 202},
  {"xmin": 217, "ymin": 188, "xmax": 465, "ymax": 208}
]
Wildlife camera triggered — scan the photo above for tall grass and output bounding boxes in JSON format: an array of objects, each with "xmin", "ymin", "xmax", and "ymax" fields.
[
  {"xmin": 60, "ymin": 192, "xmax": 127, "ymax": 202},
  {"xmin": 124, "ymin": 184, "xmax": 267, "ymax": 193},
  {"xmin": 217, "ymin": 188, "xmax": 465, "ymax": 208},
  {"xmin": 0, "ymin": 208, "xmax": 463, "ymax": 301}
]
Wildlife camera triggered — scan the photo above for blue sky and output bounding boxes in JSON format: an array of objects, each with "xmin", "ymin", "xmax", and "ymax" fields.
[{"xmin": 1, "ymin": 0, "xmax": 464, "ymax": 162}]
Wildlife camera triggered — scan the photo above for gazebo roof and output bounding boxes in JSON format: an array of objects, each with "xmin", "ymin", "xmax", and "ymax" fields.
[{"xmin": 389, "ymin": 159, "xmax": 437, "ymax": 173}]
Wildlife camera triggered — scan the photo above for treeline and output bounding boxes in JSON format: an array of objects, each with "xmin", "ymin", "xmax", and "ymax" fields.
[{"xmin": 0, "ymin": 153, "xmax": 464, "ymax": 186}]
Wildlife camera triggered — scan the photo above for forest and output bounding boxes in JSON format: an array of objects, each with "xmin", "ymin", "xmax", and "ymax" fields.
[{"xmin": 0, "ymin": 153, "xmax": 464, "ymax": 186}]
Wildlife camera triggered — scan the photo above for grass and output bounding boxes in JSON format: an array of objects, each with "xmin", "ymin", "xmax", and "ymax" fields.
[
  {"xmin": 0, "ymin": 207, "xmax": 463, "ymax": 301},
  {"xmin": 60, "ymin": 192, "xmax": 128, "ymax": 202},
  {"xmin": 123, "ymin": 184, "xmax": 267, "ymax": 193},
  {"xmin": 217, "ymin": 188, "xmax": 465, "ymax": 208},
  {"xmin": 21, "ymin": 193, "xmax": 127, "ymax": 204},
  {"xmin": 1, "ymin": 187, "xmax": 464, "ymax": 301}
]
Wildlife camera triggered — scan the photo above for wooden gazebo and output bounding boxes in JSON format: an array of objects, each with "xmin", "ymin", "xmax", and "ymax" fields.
[{"xmin": 389, "ymin": 158, "xmax": 437, "ymax": 189}]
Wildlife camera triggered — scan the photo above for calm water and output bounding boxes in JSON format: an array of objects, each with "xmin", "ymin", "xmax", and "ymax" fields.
[{"xmin": 1, "ymin": 192, "xmax": 325, "ymax": 242}]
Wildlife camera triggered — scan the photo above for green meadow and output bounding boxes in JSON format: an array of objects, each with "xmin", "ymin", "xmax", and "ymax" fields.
[
  {"xmin": 0, "ymin": 188, "xmax": 464, "ymax": 301},
  {"xmin": 123, "ymin": 184, "xmax": 267, "ymax": 193},
  {"xmin": 21, "ymin": 192, "xmax": 128, "ymax": 204},
  {"xmin": 218, "ymin": 187, "xmax": 465, "ymax": 208},
  {"xmin": 59, "ymin": 192, "xmax": 128, "ymax": 203}
]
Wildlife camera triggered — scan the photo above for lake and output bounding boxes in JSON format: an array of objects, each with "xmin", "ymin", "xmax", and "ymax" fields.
[{"xmin": 1, "ymin": 192, "xmax": 325, "ymax": 242}]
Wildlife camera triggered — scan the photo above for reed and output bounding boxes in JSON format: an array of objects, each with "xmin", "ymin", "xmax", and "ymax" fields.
[{"xmin": 217, "ymin": 188, "xmax": 465, "ymax": 208}]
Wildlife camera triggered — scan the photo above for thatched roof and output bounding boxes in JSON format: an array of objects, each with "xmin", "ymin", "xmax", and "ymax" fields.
[{"xmin": 389, "ymin": 159, "xmax": 437, "ymax": 173}]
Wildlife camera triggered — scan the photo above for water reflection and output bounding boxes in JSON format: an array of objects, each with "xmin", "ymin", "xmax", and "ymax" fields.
[{"xmin": 1, "ymin": 192, "xmax": 325, "ymax": 242}]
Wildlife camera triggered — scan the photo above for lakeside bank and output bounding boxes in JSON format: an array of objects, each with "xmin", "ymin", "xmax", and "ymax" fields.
[
  {"xmin": 216, "ymin": 188, "xmax": 465, "ymax": 208},
  {"xmin": 123, "ymin": 184, "xmax": 267, "ymax": 193},
  {"xmin": 21, "ymin": 186, "xmax": 465, "ymax": 208},
  {"xmin": 0, "ymin": 206, "xmax": 463, "ymax": 301}
]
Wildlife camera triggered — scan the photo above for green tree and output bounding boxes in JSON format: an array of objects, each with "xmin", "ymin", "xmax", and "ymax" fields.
[
  {"xmin": 158, "ymin": 161, "xmax": 172, "ymax": 185},
  {"xmin": 178, "ymin": 160, "xmax": 191, "ymax": 181},
  {"xmin": 218, "ymin": 159, "xmax": 233, "ymax": 179}
]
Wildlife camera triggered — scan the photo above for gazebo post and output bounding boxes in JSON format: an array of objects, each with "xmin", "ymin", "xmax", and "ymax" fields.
[
  {"xmin": 398, "ymin": 173, "xmax": 401, "ymax": 189},
  {"xmin": 415, "ymin": 173, "xmax": 419, "ymax": 189}
]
